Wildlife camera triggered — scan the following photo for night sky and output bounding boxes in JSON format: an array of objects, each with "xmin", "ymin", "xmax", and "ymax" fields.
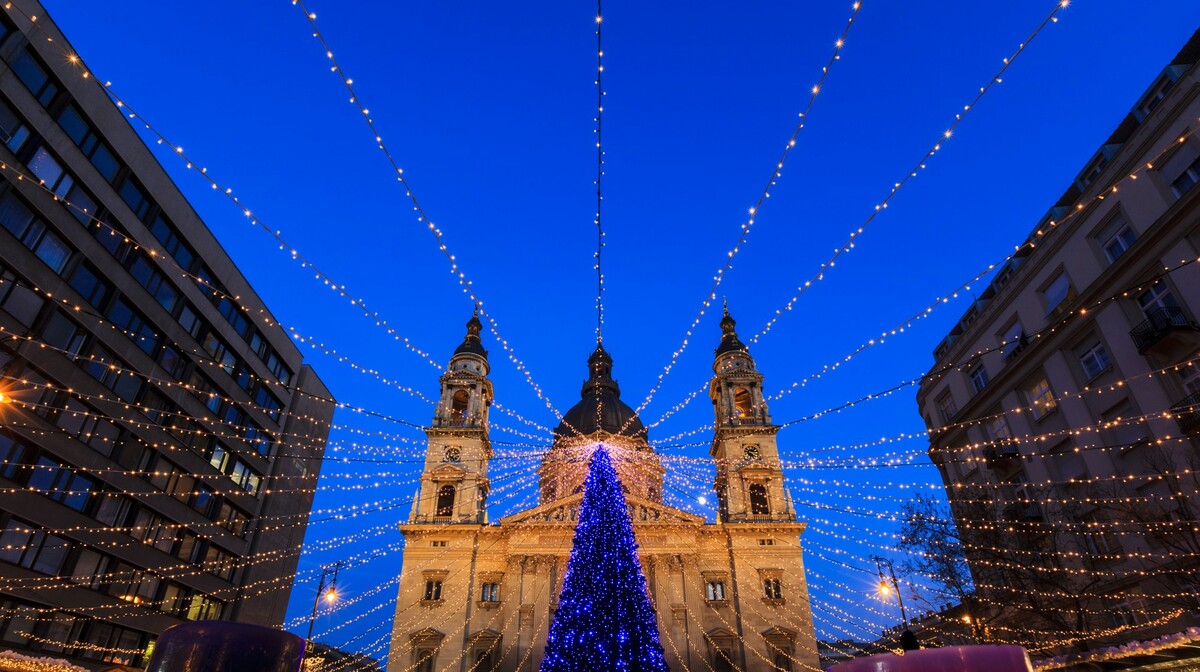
[{"xmin": 39, "ymin": 0, "xmax": 1200, "ymax": 659}]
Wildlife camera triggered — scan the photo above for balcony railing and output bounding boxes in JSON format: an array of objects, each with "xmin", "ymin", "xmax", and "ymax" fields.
[
  {"xmin": 1170, "ymin": 391, "xmax": 1200, "ymax": 435},
  {"xmin": 1003, "ymin": 502, "xmax": 1042, "ymax": 522},
  {"xmin": 983, "ymin": 443, "xmax": 1020, "ymax": 461},
  {"xmin": 1130, "ymin": 307, "xmax": 1199, "ymax": 354}
]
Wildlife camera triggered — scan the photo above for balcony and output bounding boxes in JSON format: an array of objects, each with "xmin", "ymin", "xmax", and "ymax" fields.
[
  {"xmin": 1130, "ymin": 307, "xmax": 1200, "ymax": 355},
  {"xmin": 983, "ymin": 444, "xmax": 1020, "ymax": 462},
  {"xmin": 1003, "ymin": 502, "xmax": 1042, "ymax": 522},
  {"xmin": 1170, "ymin": 392, "xmax": 1200, "ymax": 435}
]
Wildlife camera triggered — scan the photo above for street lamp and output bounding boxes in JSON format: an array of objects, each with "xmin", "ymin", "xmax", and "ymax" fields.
[
  {"xmin": 306, "ymin": 562, "xmax": 342, "ymax": 646},
  {"xmin": 871, "ymin": 556, "xmax": 907, "ymax": 626}
]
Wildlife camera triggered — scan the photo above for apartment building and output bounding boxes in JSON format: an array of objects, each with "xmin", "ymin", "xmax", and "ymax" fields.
[
  {"xmin": 0, "ymin": 1, "xmax": 333, "ymax": 668},
  {"xmin": 916, "ymin": 30, "xmax": 1200, "ymax": 650}
]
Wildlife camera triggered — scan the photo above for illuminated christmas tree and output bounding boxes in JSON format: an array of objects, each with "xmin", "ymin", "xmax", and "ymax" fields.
[{"xmin": 541, "ymin": 446, "xmax": 670, "ymax": 672}]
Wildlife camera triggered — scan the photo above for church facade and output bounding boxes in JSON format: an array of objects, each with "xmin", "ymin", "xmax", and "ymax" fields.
[{"xmin": 385, "ymin": 310, "xmax": 818, "ymax": 672}]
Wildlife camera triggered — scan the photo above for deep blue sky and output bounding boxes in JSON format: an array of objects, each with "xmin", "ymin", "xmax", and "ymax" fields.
[{"xmin": 41, "ymin": 0, "xmax": 1200, "ymax": 657}]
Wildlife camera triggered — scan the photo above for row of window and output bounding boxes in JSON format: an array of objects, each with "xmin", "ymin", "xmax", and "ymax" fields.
[
  {"xmin": 4, "ymin": 39, "xmax": 296, "ymax": 388},
  {"xmin": 936, "ymin": 280, "xmax": 1184, "ymax": 426},
  {"xmin": 0, "ymin": 429, "xmax": 252, "ymax": 541},
  {"xmin": 0, "ymin": 57, "xmax": 292, "ymax": 419},
  {"xmin": 21, "ymin": 361, "xmax": 264, "ymax": 501},
  {"xmin": 0, "ymin": 597, "xmax": 149, "ymax": 667},
  {"xmin": 5, "ymin": 239, "xmax": 278, "ymax": 458},
  {"xmin": 0, "ymin": 516, "xmax": 227, "ymax": 622}
]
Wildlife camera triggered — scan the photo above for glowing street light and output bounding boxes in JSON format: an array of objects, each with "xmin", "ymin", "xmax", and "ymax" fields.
[{"xmin": 306, "ymin": 561, "xmax": 342, "ymax": 648}]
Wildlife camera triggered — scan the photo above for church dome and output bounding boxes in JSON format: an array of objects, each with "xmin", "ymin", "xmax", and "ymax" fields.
[{"xmin": 553, "ymin": 344, "xmax": 647, "ymax": 440}]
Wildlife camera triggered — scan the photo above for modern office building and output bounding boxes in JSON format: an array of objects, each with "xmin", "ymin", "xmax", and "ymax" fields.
[
  {"xmin": 387, "ymin": 310, "xmax": 818, "ymax": 672},
  {"xmin": 916, "ymin": 30, "xmax": 1200, "ymax": 651},
  {"xmin": 0, "ymin": 1, "xmax": 333, "ymax": 668}
]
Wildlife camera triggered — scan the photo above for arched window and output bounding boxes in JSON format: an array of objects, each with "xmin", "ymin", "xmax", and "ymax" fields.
[
  {"xmin": 436, "ymin": 485, "xmax": 456, "ymax": 517},
  {"xmin": 749, "ymin": 483, "xmax": 770, "ymax": 515},
  {"xmin": 475, "ymin": 650, "xmax": 495, "ymax": 671},
  {"xmin": 714, "ymin": 651, "xmax": 735, "ymax": 672},
  {"xmin": 734, "ymin": 388, "xmax": 753, "ymax": 417},
  {"xmin": 451, "ymin": 390, "xmax": 470, "ymax": 421}
]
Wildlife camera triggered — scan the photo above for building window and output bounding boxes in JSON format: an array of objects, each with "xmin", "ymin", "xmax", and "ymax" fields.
[
  {"xmin": 1170, "ymin": 155, "xmax": 1200, "ymax": 198},
  {"xmin": 1137, "ymin": 75, "xmax": 1175, "ymax": 118},
  {"xmin": 41, "ymin": 310, "xmax": 86, "ymax": 358},
  {"xmin": 0, "ymin": 100, "xmax": 30, "ymax": 153},
  {"xmin": 436, "ymin": 485, "xmax": 455, "ymax": 517},
  {"xmin": 1081, "ymin": 512, "xmax": 1122, "ymax": 556},
  {"xmin": 56, "ymin": 104, "xmax": 121, "ymax": 182},
  {"xmin": 423, "ymin": 580, "xmax": 443, "ymax": 602},
  {"xmin": 431, "ymin": 540, "xmax": 447, "ymax": 548},
  {"xmin": 705, "ymin": 580, "xmax": 726, "ymax": 602},
  {"xmin": 1077, "ymin": 341, "xmax": 1112, "ymax": 380},
  {"xmin": 734, "ymin": 388, "xmax": 753, "ymax": 417},
  {"xmin": 27, "ymin": 146, "xmax": 75, "ymax": 198},
  {"xmin": 117, "ymin": 177, "xmax": 153, "ymax": 221},
  {"xmin": 969, "ymin": 364, "xmax": 989, "ymax": 393},
  {"xmin": 450, "ymin": 389, "xmax": 470, "ymax": 422},
  {"xmin": 1026, "ymin": 377, "xmax": 1056, "ymax": 420},
  {"xmin": 1098, "ymin": 216, "xmax": 1136, "ymax": 263},
  {"xmin": 415, "ymin": 651, "xmax": 436, "ymax": 672},
  {"xmin": 986, "ymin": 415, "xmax": 1012, "ymax": 442},
  {"xmin": 999, "ymin": 320, "xmax": 1026, "ymax": 361},
  {"xmin": 480, "ymin": 582, "xmax": 500, "ymax": 603},
  {"xmin": 936, "ymin": 391, "xmax": 957, "ymax": 425},
  {"xmin": 1101, "ymin": 400, "xmax": 1149, "ymax": 451},
  {"xmin": 1042, "ymin": 271, "xmax": 1074, "ymax": 316},
  {"xmin": 1180, "ymin": 363, "xmax": 1200, "ymax": 396},
  {"xmin": 0, "ymin": 192, "xmax": 71, "ymax": 274},
  {"xmin": 763, "ymin": 578, "xmax": 782, "ymax": 600},
  {"xmin": 749, "ymin": 483, "xmax": 769, "ymax": 515},
  {"xmin": 1048, "ymin": 440, "xmax": 1085, "ymax": 482},
  {"xmin": 69, "ymin": 263, "xmax": 112, "ymax": 309},
  {"xmin": 10, "ymin": 49, "xmax": 59, "ymax": 106},
  {"xmin": 1137, "ymin": 281, "xmax": 1179, "ymax": 317}
]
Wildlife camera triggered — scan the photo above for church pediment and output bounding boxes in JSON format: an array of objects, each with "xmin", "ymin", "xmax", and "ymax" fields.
[{"xmin": 499, "ymin": 492, "xmax": 704, "ymax": 526}]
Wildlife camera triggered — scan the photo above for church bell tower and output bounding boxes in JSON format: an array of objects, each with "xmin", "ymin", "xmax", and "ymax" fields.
[
  {"xmin": 410, "ymin": 309, "xmax": 494, "ymax": 523},
  {"xmin": 709, "ymin": 305, "xmax": 795, "ymax": 522}
]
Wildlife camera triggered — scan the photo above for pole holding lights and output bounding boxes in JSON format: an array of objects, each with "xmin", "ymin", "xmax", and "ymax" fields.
[
  {"xmin": 872, "ymin": 555, "xmax": 907, "ymax": 626},
  {"xmin": 306, "ymin": 561, "xmax": 342, "ymax": 648}
]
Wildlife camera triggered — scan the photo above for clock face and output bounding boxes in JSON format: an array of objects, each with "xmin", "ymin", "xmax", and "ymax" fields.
[
  {"xmin": 444, "ymin": 447, "xmax": 462, "ymax": 463},
  {"xmin": 743, "ymin": 445, "xmax": 760, "ymax": 460}
]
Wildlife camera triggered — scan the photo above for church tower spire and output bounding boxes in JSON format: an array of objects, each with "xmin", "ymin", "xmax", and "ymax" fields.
[
  {"xmin": 411, "ymin": 310, "xmax": 494, "ymax": 523},
  {"xmin": 709, "ymin": 305, "xmax": 794, "ymax": 522}
]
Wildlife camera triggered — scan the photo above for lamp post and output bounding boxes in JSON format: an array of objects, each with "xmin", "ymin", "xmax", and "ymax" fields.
[
  {"xmin": 306, "ymin": 562, "xmax": 341, "ymax": 648},
  {"xmin": 872, "ymin": 556, "xmax": 907, "ymax": 626}
]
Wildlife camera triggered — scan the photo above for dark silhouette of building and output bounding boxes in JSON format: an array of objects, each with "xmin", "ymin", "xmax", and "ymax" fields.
[{"xmin": 0, "ymin": 0, "xmax": 333, "ymax": 668}]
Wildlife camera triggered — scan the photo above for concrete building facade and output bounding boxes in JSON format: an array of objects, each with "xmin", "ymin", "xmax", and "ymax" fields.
[
  {"xmin": 0, "ymin": 1, "xmax": 333, "ymax": 668},
  {"xmin": 387, "ymin": 311, "xmax": 818, "ymax": 672},
  {"xmin": 916, "ymin": 30, "xmax": 1200, "ymax": 650}
]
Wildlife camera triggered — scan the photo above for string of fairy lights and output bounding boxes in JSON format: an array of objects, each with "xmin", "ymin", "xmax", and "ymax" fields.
[
  {"xmin": 594, "ymin": 0, "xmax": 607, "ymax": 345},
  {"xmin": 0, "ymin": 0, "xmax": 1197, "ymax": 669},
  {"xmin": 624, "ymin": 0, "xmax": 863, "ymax": 428}
]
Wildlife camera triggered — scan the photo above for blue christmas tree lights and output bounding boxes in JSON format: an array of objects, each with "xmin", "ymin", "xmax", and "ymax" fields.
[{"xmin": 541, "ymin": 446, "xmax": 670, "ymax": 672}]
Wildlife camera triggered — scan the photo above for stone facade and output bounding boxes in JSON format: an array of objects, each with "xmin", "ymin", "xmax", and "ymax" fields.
[
  {"xmin": 916, "ymin": 31, "xmax": 1200, "ymax": 649},
  {"xmin": 388, "ymin": 311, "xmax": 818, "ymax": 671}
]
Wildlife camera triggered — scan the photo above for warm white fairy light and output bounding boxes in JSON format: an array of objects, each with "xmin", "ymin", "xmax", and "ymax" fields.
[
  {"xmin": 626, "ymin": 1, "xmax": 864, "ymax": 429},
  {"xmin": 747, "ymin": 0, "xmax": 1071, "ymax": 348}
]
